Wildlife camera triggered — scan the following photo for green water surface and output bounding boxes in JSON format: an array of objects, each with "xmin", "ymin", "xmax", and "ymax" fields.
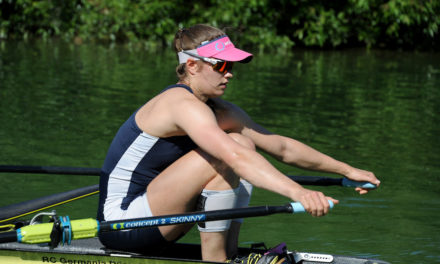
[{"xmin": 0, "ymin": 41, "xmax": 439, "ymax": 263}]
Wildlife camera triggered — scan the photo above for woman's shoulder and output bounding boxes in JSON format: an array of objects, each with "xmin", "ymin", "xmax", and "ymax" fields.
[{"xmin": 139, "ymin": 84, "xmax": 198, "ymax": 115}]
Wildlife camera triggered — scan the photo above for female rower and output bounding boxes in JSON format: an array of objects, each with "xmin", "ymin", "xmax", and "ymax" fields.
[{"xmin": 97, "ymin": 24, "xmax": 380, "ymax": 262}]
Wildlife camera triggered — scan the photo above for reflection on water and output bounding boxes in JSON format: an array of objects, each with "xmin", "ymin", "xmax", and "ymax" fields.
[{"xmin": 0, "ymin": 41, "xmax": 439, "ymax": 263}]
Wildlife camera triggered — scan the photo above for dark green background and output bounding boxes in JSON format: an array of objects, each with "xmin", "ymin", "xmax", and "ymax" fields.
[{"xmin": 1, "ymin": 0, "xmax": 439, "ymax": 50}]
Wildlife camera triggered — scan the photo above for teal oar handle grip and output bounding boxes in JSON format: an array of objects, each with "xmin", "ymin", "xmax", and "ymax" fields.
[
  {"xmin": 341, "ymin": 178, "xmax": 377, "ymax": 189},
  {"xmin": 290, "ymin": 200, "xmax": 334, "ymax": 213}
]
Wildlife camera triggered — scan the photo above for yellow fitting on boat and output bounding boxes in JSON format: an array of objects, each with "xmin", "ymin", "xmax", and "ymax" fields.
[
  {"xmin": 17, "ymin": 222, "xmax": 53, "ymax": 244},
  {"xmin": 17, "ymin": 218, "xmax": 98, "ymax": 244},
  {"xmin": 71, "ymin": 218, "xmax": 99, "ymax": 240}
]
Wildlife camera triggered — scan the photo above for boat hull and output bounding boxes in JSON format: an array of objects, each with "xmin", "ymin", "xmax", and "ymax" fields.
[{"xmin": 0, "ymin": 238, "xmax": 390, "ymax": 264}]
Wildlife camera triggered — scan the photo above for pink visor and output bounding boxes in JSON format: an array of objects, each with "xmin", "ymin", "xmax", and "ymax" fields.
[{"xmin": 197, "ymin": 35, "xmax": 253, "ymax": 63}]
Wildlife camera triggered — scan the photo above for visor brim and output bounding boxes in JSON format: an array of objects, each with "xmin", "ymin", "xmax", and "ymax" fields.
[{"xmin": 210, "ymin": 48, "xmax": 253, "ymax": 63}]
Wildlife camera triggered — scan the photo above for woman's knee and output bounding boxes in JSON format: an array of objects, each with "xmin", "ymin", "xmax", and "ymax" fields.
[
  {"xmin": 195, "ymin": 133, "xmax": 255, "ymax": 164},
  {"xmin": 228, "ymin": 133, "xmax": 255, "ymax": 151}
]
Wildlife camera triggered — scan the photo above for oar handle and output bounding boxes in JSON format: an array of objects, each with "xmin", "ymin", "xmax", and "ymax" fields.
[
  {"xmin": 290, "ymin": 200, "xmax": 334, "ymax": 213},
  {"xmin": 287, "ymin": 175, "xmax": 377, "ymax": 189},
  {"xmin": 341, "ymin": 178, "xmax": 377, "ymax": 189}
]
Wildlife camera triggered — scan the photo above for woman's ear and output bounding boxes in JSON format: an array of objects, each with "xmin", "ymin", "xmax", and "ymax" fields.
[{"xmin": 185, "ymin": 59, "xmax": 200, "ymax": 75}]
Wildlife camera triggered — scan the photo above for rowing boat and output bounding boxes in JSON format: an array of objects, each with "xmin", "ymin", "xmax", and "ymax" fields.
[
  {"xmin": 0, "ymin": 204, "xmax": 390, "ymax": 264},
  {"xmin": 0, "ymin": 237, "xmax": 390, "ymax": 264}
]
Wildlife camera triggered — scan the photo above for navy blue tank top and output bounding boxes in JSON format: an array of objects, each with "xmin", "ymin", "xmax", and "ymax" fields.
[{"xmin": 97, "ymin": 84, "xmax": 198, "ymax": 221}]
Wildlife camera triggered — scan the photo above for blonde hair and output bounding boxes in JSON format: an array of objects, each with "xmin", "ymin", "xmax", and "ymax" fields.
[{"xmin": 173, "ymin": 24, "xmax": 225, "ymax": 80}]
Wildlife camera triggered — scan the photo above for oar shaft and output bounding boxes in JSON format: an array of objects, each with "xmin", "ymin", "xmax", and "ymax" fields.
[
  {"xmin": 0, "ymin": 185, "xmax": 99, "ymax": 223},
  {"xmin": 0, "ymin": 203, "xmax": 299, "ymax": 244},
  {"xmin": 101, "ymin": 201, "xmax": 332, "ymax": 232},
  {"xmin": 100, "ymin": 205, "xmax": 292, "ymax": 232},
  {"xmin": 2, "ymin": 201, "xmax": 333, "ymax": 245},
  {"xmin": 1, "ymin": 165, "xmax": 375, "ymax": 188},
  {"xmin": 288, "ymin": 175, "xmax": 342, "ymax": 186},
  {"xmin": 0, "ymin": 165, "xmax": 100, "ymax": 176}
]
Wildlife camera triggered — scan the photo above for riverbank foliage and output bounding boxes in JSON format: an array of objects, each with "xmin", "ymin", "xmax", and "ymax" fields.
[{"xmin": 1, "ymin": 0, "xmax": 439, "ymax": 51}]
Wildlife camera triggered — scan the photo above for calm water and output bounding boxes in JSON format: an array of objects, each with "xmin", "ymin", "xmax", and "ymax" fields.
[{"xmin": 0, "ymin": 41, "xmax": 439, "ymax": 263}]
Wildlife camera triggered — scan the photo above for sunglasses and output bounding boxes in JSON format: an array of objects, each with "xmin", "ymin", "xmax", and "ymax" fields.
[
  {"xmin": 182, "ymin": 51, "xmax": 234, "ymax": 74},
  {"xmin": 211, "ymin": 60, "xmax": 234, "ymax": 74}
]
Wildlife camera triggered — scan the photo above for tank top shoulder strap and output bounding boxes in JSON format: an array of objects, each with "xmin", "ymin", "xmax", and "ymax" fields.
[
  {"xmin": 159, "ymin": 84, "xmax": 215, "ymax": 112},
  {"xmin": 160, "ymin": 84, "xmax": 193, "ymax": 94}
]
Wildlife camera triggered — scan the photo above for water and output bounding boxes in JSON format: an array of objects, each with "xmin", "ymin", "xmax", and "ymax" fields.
[{"xmin": 0, "ymin": 40, "xmax": 439, "ymax": 263}]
